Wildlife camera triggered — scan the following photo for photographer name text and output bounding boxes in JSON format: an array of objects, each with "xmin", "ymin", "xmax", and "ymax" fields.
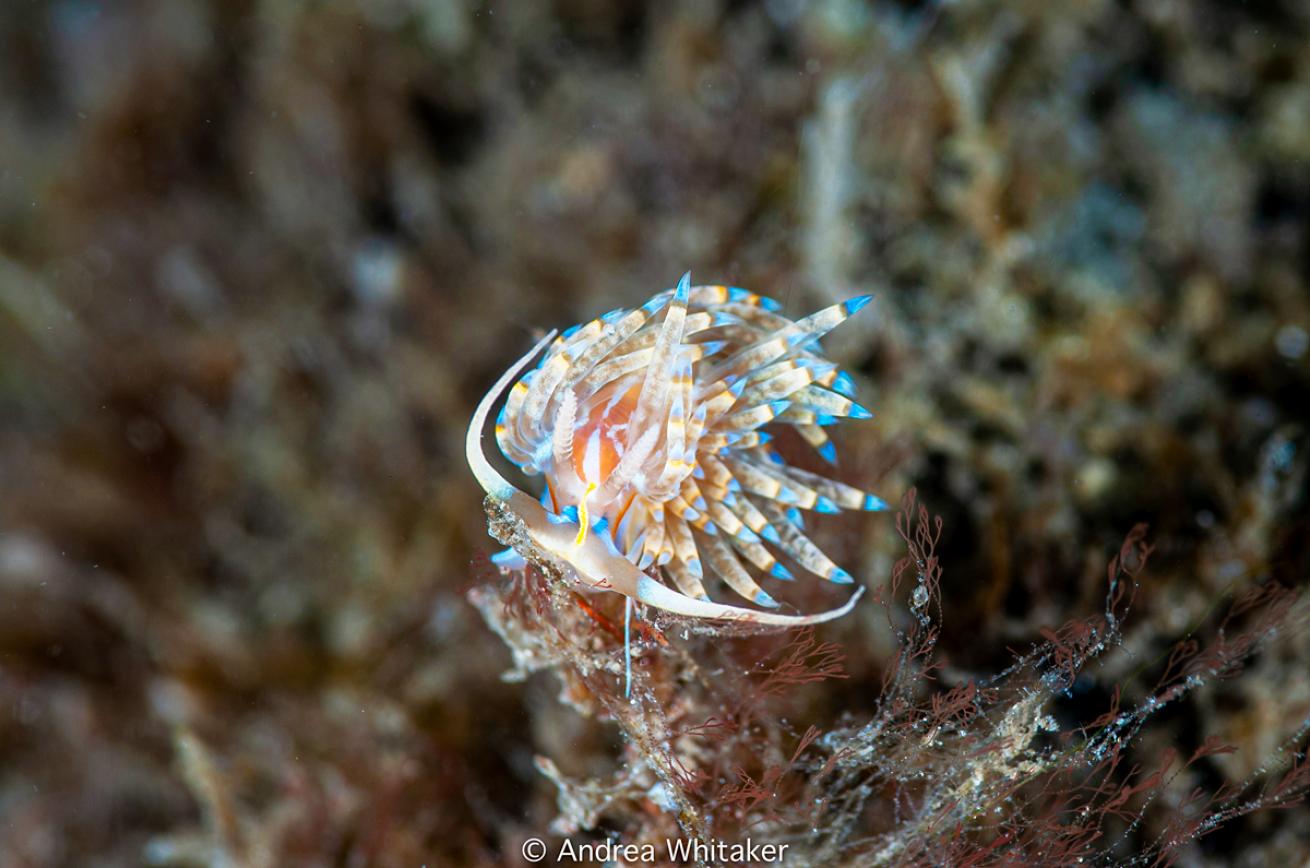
[{"xmin": 521, "ymin": 835, "xmax": 789, "ymax": 864}]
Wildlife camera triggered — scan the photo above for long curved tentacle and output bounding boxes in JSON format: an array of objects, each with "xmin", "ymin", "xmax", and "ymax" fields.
[{"xmin": 467, "ymin": 330, "xmax": 559, "ymax": 501}]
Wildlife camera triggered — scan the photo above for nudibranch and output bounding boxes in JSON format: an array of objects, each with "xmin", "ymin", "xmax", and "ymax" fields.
[{"xmin": 467, "ymin": 272, "xmax": 886, "ymax": 632}]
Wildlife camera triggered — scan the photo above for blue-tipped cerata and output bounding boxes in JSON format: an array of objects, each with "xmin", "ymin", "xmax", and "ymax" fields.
[
  {"xmin": 700, "ymin": 340, "xmax": 728, "ymax": 356},
  {"xmin": 491, "ymin": 548, "xmax": 527, "ymax": 570},
  {"xmin": 831, "ymin": 370, "xmax": 856, "ymax": 397},
  {"xmin": 842, "ymin": 294, "xmax": 874, "ymax": 316},
  {"xmin": 549, "ymin": 505, "xmax": 580, "ymax": 525},
  {"xmin": 481, "ymin": 272, "xmax": 889, "ymax": 614}
]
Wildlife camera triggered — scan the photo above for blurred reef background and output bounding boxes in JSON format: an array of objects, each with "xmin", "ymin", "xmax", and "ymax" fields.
[{"xmin": 1, "ymin": 1, "xmax": 1309, "ymax": 865}]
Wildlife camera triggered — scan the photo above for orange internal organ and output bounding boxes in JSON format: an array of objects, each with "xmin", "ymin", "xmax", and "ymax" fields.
[{"xmin": 572, "ymin": 380, "xmax": 643, "ymax": 488}]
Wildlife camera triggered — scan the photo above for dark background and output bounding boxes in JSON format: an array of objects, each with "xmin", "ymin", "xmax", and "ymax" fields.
[{"xmin": 1, "ymin": 1, "xmax": 1308, "ymax": 864}]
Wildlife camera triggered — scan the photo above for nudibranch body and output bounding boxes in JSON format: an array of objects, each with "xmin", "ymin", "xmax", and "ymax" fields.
[{"xmin": 466, "ymin": 273, "xmax": 885, "ymax": 626}]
